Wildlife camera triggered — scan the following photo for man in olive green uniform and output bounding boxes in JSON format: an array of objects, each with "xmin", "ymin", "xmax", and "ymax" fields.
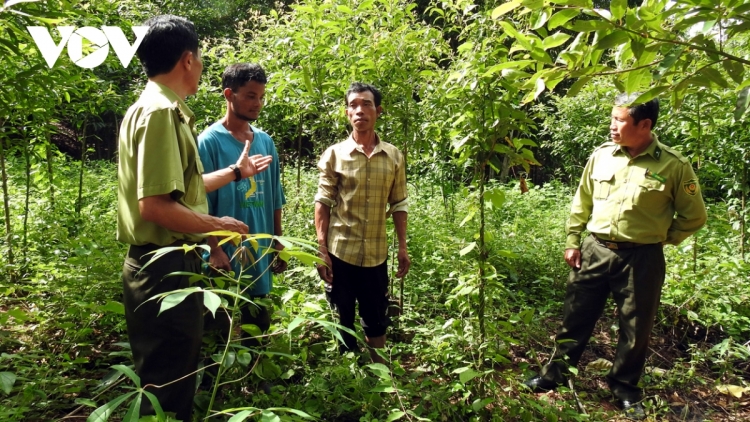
[
  {"xmin": 118, "ymin": 15, "xmax": 271, "ymax": 420},
  {"xmin": 524, "ymin": 93, "xmax": 707, "ymax": 420}
]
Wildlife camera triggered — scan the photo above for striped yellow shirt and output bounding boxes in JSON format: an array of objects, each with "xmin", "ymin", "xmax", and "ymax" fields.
[{"xmin": 315, "ymin": 135, "xmax": 408, "ymax": 267}]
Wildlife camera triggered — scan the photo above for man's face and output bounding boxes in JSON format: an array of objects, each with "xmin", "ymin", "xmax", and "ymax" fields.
[
  {"xmin": 346, "ymin": 91, "xmax": 381, "ymax": 131},
  {"xmin": 228, "ymin": 80, "xmax": 266, "ymax": 121},
  {"xmin": 610, "ymin": 106, "xmax": 650, "ymax": 147}
]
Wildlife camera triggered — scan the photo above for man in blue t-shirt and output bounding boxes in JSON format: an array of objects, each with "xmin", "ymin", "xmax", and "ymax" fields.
[{"xmin": 198, "ymin": 63, "xmax": 286, "ymax": 353}]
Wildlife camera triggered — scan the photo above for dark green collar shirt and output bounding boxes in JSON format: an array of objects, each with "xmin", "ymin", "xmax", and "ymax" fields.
[{"xmin": 565, "ymin": 135, "xmax": 707, "ymax": 249}]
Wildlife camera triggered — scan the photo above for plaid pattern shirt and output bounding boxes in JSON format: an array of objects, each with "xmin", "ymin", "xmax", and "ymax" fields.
[{"xmin": 315, "ymin": 134, "xmax": 408, "ymax": 267}]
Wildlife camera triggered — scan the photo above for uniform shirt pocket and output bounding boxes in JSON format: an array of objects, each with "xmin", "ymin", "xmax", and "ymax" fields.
[
  {"xmin": 634, "ymin": 178, "xmax": 666, "ymax": 205},
  {"xmin": 592, "ymin": 169, "xmax": 615, "ymax": 200}
]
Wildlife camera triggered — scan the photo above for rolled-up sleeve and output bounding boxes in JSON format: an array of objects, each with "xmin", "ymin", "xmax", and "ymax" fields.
[
  {"xmin": 387, "ymin": 149, "xmax": 408, "ymax": 214},
  {"xmin": 314, "ymin": 146, "xmax": 338, "ymax": 207}
]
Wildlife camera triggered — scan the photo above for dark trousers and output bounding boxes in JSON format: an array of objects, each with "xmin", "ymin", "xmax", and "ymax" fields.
[
  {"xmin": 326, "ymin": 254, "xmax": 390, "ymax": 353},
  {"xmin": 541, "ymin": 235, "xmax": 665, "ymax": 401},
  {"xmin": 122, "ymin": 243, "xmax": 204, "ymax": 421}
]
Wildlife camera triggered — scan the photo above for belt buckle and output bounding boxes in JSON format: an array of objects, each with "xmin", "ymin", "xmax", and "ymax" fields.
[{"xmin": 605, "ymin": 241, "xmax": 618, "ymax": 250}]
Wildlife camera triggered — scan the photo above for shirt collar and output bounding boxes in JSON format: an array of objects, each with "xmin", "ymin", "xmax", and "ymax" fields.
[
  {"xmin": 144, "ymin": 81, "xmax": 195, "ymax": 124},
  {"xmin": 344, "ymin": 133, "xmax": 392, "ymax": 157},
  {"xmin": 612, "ymin": 133, "xmax": 662, "ymax": 161}
]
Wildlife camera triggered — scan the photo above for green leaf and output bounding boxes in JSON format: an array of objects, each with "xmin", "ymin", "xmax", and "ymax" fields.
[
  {"xmin": 484, "ymin": 189, "xmax": 506, "ymax": 207},
  {"xmin": 459, "ymin": 242, "xmax": 476, "ymax": 256},
  {"xmin": 87, "ymin": 391, "xmax": 137, "ymax": 422},
  {"xmin": 459, "ymin": 368, "xmax": 479, "ymax": 384},
  {"xmin": 99, "ymin": 301, "xmax": 124, "ymax": 315},
  {"xmin": 734, "ymin": 87, "xmax": 750, "ymax": 122},
  {"xmin": 594, "ymin": 31, "xmax": 629, "ymax": 50},
  {"xmin": 701, "ymin": 67, "xmax": 728, "ymax": 88},
  {"xmin": 122, "ymin": 392, "xmax": 142, "ymax": 422},
  {"xmin": 723, "ymin": 59, "xmax": 745, "ymax": 84},
  {"xmin": 0, "ymin": 372, "xmax": 16, "ymax": 394},
  {"xmin": 484, "ymin": 60, "xmax": 535, "ymax": 76},
  {"xmin": 499, "ymin": 21, "xmax": 533, "ymax": 51},
  {"xmin": 203, "ymin": 290, "xmax": 222, "ymax": 318},
  {"xmin": 548, "ymin": 9, "xmax": 580, "ymax": 29},
  {"xmin": 610, "ymin": 0, "xmax": 627, "ymax": 20},
  {"xmin": 156, "ymin": 291, "xmax": 193, "ymax": 316},
  {"xmin": 288, "ymin": 316, "xmax": 305, "ymax": 332},
  {"xmin": 386, "ymin": 411, "xmax": 406, "ymax": 421},
  {"xmin": 228, "ymin": 410, "xmax": 254, "ymax": 422},
  {"xmin": 566, "ymin": 76, "xmax": 592, "ymax": 97},
  {"xmin": 472, "ymin": 397, "xmax": 494, "ymax": 412},
  {"xmin": 655, "ymin": 46, "xmax": 685, "ymax": 79},
  {"xmin": 531, "ymin": 7, "xmax": 552, "ymax": 30},
  {"xmin": 633, "ymin": 85, "xmax": 670, "ymax": 104},
  {"xmin": 112, "ymin": 365, "xmax": 141, "ymax": 388},
  {"xmin": 260, "ymin": 410, "xmax": 281, "ymax": 422},
  {"xmin": 366, "ymin": 363, "xmax": 391, "ymax": 379},
  {"xmin": 542, "ymin": 32, "xmax": 571, "ymax": 50},
  {"xmin": 491, "ymin": 0, "xmax": 522, "ymax": 19},
  {"xmin": 141, "ymin": 391, "xmax": 165, "ymax": 420},
  {"xmin": 568, "ymin": 20, "xmax": 610, "ymax": 32}
]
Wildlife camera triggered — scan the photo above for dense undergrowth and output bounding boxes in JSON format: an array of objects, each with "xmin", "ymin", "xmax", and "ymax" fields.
[{"xmin": 1, "ymin": 158, "xmax": 749, "ymax": 421}]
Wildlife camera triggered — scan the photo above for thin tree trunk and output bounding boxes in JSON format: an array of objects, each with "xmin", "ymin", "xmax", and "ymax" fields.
[
  {"xmin": 0, "ymin": 122, "xmax": 15, "ymax": 282},
  {"xmin": 742, "ymin": 158, "xmax": 747, "ymax": 261},
  {"xmin": 23, "ymin": 140, "xmax": 30, "ymax": 263},
  {"xmin": 46, "ymin": 133, "xmax": 55, "ymax": 211},
  {"xmin": 295, "ymin": 117, "xmax": 303, "ymax": 192},
  {"xmin": 478, "ymin": 170, "xmax": 486, "ymax": 341},
  {"xmin": 75, "ymin": 121, "xmax": 87, "ymax": 220}
]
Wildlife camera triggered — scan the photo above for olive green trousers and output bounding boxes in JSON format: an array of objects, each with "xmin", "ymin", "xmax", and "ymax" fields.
[
  {"xmin": 541, "ymin": 235, "xmax": 665, "ymax": 401},
  {"xmin": 122, "ymin": 243, "xmax": 204, "ymax": 421}
]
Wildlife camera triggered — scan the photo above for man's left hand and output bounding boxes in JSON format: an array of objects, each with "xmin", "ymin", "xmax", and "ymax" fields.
[
  {"xmin": 396, "ymin": 248, "xmax": 410, "ymax": 278},
  {"xmin": 272, "ymin": 254, "xmax": 288, "ymax": 274},
  {"xmin": 236, "ymin": 140, "xmax": 273, "ymax": 178}
]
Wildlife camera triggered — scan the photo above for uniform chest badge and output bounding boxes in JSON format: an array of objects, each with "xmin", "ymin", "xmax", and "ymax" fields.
[{"xmin": 683, "ymin": 178, "xmax": 698, "ymax": 196}]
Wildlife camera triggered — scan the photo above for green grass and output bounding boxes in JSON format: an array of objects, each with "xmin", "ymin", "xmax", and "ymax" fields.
[{"xmin": 0, "ymin": 160, "xmax": 748, "ymax": 421}]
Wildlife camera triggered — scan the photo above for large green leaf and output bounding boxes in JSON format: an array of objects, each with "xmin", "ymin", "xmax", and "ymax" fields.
[
  {"xmin": 735, "ymin": 87, "xmax": 750, "ymax": 122},
  {"xmin": 491, "ymin": 0, "xmax": 522, "ymax": 19},
  {"xmin": 0, "ymin": 372, "xmax": 16, "ymax": 394},
  {"xmin": 542, "ymin": 32, "xmax": 571, "ymax": 50},
  {"xmin": 610, "ymin": 0, "xmax": 627, "ymax": 20},
  {"xmin": 633, "ymin": 85, "xmax": 671, "ymax": 104},
  {"xmin": 594, "ymin": 30, "xmax": 629, "ymax": 50},
  {"xmin": 548, "ymin": 9, "xmax": 579, "ymax": 29},
  {"xmin": 701, "ymin": 67, "xmax": 728, "ymax": 88},
  {"xmin": 87, "ymin": 391, "xmax": 137, "ymax": 422}
]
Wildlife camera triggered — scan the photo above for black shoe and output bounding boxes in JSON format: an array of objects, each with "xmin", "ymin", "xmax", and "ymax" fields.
[
  {"xmin": 523, "ymin": 375, "xmax": 560, "ymax": 393},
  {"xmin": 621, "ymin": 400, "xmax": 646, "ymax": 420}
]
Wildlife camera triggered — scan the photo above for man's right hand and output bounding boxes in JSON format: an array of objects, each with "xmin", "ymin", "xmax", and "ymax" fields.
[
  {"xmin": 210, "ymin": 246, "xmax": 232, "ymax": 272},
  {"xmin": 218, "ymin": 216, "xmax": 249, "ymax": 234},
  {"xmin": 317, "ymin": 250, "xmax": 333, "ymax": 285},
  {"xmin": 564, "ymin": 248, "xmax": 581, "ymax": 269}
]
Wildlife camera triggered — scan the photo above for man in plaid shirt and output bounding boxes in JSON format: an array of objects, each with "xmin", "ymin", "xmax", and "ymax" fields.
[{"xmin": 314, "ymin": 83, "xmax": 410, "ymax": 363}]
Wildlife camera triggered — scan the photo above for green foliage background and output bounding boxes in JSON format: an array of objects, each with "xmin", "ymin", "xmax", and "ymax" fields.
[{"xmin": 1, "ymin": 0, "xmax": 750, "ymax": 420}]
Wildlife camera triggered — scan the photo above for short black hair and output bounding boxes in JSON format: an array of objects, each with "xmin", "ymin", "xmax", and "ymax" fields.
[
  {"xmin": 614, "ymin": 92, "xmax": 659, "ymax": 129},
  {"xmin": 221, "ymin": 63, "xmax": 267, "ymax": 92},
  {"xmin": 137, "ymin": 15, "xmax": 199, "ymax": 78},
  {"xmin": 345, "ymin": 82, "xmax": 382, "ymax": 107}
]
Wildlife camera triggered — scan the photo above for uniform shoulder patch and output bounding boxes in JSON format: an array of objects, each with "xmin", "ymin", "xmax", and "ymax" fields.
[{"xmin": 683, "ymin": 178, "xmax": 699, "ymax": 196}]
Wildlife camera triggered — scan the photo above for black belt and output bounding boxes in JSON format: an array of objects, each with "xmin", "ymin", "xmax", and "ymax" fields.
[{"xmin": 591, "ymin": 234, "xmax": 652, "ymax": 250}]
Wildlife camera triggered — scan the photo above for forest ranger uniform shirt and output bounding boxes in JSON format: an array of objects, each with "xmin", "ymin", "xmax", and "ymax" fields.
[
  {"xmin": 117, "ymin": 81, "xmax": 208, "ymax": 246},
  {"xmin": 197, "ymin": 122, "xmax": 286, "ymax": 296},
  {"xmin": 565, "ymin": 134, "xmax": 707, "ymax": 250},
  {"xmin": 315, "ymin": 134, "xmax": 408, "ymax": 268}
]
